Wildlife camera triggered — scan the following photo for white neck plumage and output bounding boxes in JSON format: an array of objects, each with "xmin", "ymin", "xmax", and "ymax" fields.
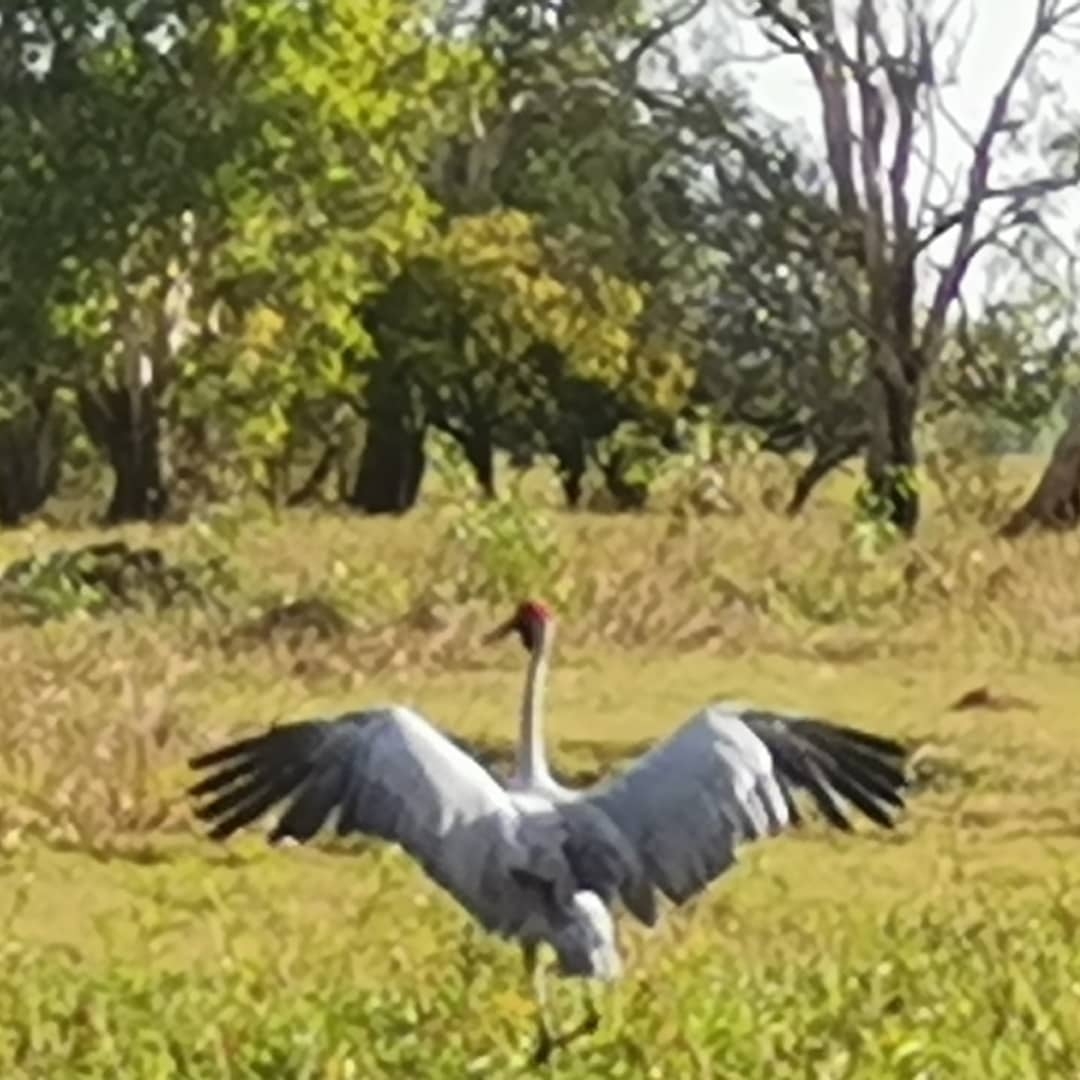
[{"xmin": 516, "ymin": 621, "xmax": 554, "ymax": 788}]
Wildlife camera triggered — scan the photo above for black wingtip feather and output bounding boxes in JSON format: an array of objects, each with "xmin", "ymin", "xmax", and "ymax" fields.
[
  {"xmin": 188, "ymin": 718, "xmax": 351, "ymax": 845},
  {"xmin": 817, "ymin": 762, "xmax": 899, "ymax": 829},
  {"xmin": 744, "ymin": 710, "xmax": 910, "ymax": 833},
  {"xmin": 810, "ymin": 721, "xmax": 907, "ymax": 761},
  {"xmin": 187, "ymin": 759, "xmax": 255, "ymax": 801},
  {"xmin": 188, "ymin": 736, "xmax": 262, "ymax": 772},
  {"xmin": 268, "ymin": 765, "xmax": 346, "ymax": 844}
]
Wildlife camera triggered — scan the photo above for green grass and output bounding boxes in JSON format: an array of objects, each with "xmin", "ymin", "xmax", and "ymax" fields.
[{"xmin": 4, "ymin": 454, "xmax": 1080, "ymax": 1077}]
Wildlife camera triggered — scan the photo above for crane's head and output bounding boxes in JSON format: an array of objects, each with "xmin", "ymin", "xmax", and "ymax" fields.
[{"xmin": 483, "ymin": 599, "xmax": 552, "ymax": 652}]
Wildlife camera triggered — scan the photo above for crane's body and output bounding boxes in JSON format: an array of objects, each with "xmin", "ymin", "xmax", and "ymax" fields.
[{"xmin": 189, "ymin": 600, "xmax": 910, "ymax": 1062}]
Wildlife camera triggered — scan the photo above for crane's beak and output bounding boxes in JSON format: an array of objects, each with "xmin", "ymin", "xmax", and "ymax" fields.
[{"xmin": 481, "ymin": 615, "xmax": 516, "ymax": 646}]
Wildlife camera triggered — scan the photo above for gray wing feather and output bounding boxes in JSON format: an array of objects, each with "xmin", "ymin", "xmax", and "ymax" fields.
[
  {"xmin": 188, "ymin": 706, "xmax": 546, "ymax": 937},
  {"xmin": 581, "ymin": 703, "xmax": 908, "ymax": 909},
  {"xmin": 556, "ymin": 799, "xmax": 659, "ymax": 925}
]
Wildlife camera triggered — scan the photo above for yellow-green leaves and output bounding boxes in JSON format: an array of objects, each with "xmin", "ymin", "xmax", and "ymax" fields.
[
  {"xmin": 205, "ymin": 0, "xmax": 485, "ymax": 347},
  {"xmin": 36, "ymin": 0, "xmax": 492, "ymax": 479},
  {"xmin": 432, "ymin": 209, "xmax": 691, "ymax": 410}
]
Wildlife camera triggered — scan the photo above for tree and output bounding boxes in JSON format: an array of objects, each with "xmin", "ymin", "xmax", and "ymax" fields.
[
  {"xmin": 353, "ymin": 211, "xmax": 692, "ymax": 507},
  {"xmin": 0, "ymin": 1, "xmax": 220, "ymax": 521},
  {"xmin": 175, "ymin": 0, "xmax": 490, "ymax": 514},
  {"xmin": 346, "ymin": 0, "xmax": 706, "ymax": 510},
  {"xmin": 0, "ymin": 2, "xmax": 121, "ymax": 524},
  {"xmin": 469, "ymin": 0, "xmax": 719, "ymax": 504},
  {"xmin": 553, "ymin": 18, "xmax": 875, "ymax": 515},
  {"xmin": 673, "ymin": 112, "xmax": 867, "ymax": 512},
  {"xmin": 746, "ymin": 0, "xmax": 1080, "ymax": 532},
  {"xmin": 1000, "ymin": 405, "xmax": 1080, "ymax": 536},
  {"xmin": 8, "ymin": 0, "xmax": 489, "ymax": 521}
]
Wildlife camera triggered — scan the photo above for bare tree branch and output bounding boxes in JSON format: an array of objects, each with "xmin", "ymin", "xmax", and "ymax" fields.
[
  {"xmin": 757, "ymin": 0, "xmax": 862, "ymax": 217},
  {"xmin": 922, "ymin": 0, "xmax": 1080, "ymax": 361},
  {"xmin": 917, "ymin": 172, "xmax": 1080, "ymax": 252},
  {"xmin": 746, "ymin": 0, "xmax": 1080, "ymax": 530},
  {"xmin": 620, "ymin": 0, "xmax": 709, "ymax": 74}
]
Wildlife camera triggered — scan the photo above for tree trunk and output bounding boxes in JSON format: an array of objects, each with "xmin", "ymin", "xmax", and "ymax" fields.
[
  {"xmin": 999, "ymin": 409, "xmax": 1080, "ymax": 537},
  {"xmin": 461, "ymin": 428, "xmax": 496, "ymax": 499},
  {"xmin": 427, "ymin": 398, "xmax": 497, "ymax": 498},
  {"xmin": 348, "ymin": 405, "xmax": 426, "ymax": 514},
  {"xmin": 599, "ymin": 448, "xmax": 648, "ymax": 510},
  {"xmin": 552, "ymin": 433, "xmax": 586, "ymax": 508},
  {"xmin": 350, "ymin": 415, "xmax": 425, "ymax": 513},
  {"xmin": 0, "ymin": 390, "xmax": 63, "ymax": 526},
  {"xmin": 466, "ymin": 429, "xmax": 494, "ymax": 496},
  {"xmin": 79, "ymin": 385, "xmax": 168, "ymax": 524},
  {"xmin": 863, "ymin": 360, "xmax": 920, "ymax": 534},
  {"xmin": 786, "ymin": 435, "xmax": 864, "ymax": 516}
]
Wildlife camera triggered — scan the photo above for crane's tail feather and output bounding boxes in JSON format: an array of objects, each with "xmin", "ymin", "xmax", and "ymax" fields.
[{"xmin": 551, "ymin": 892, "xmax": 622, "ymax": 981}]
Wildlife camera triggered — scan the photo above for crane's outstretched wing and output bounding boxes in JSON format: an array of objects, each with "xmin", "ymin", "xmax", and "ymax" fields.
[
  {"xmin": 188, "ymin": 706, "xmax": 557, "ymax": 937},
  {"xmin": 579, "ymin": 704, "xmax": 909, "ymax": 910}
]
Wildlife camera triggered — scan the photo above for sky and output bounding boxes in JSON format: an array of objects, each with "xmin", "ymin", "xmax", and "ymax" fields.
[{"xmin": 672, "ymin": 0, "xmax": 1080, "ymax": 312}]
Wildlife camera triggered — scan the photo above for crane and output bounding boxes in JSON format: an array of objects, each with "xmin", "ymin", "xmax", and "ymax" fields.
[{"xmin": 188, "ymin": 599, "xmax": 910, "ymax": 1063}]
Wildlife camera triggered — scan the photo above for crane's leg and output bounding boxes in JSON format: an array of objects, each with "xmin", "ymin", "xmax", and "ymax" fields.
[
  {"xmin": 578, "ymin": 982, "xmax": 601, "ymax": 1036},
  {"xmin": 551, "ymin": 982, "xmax": 601, "ymax": 1049},
  {"xmin": 524, "ymin": 953, "xmax": 603, "ymax": 1065},
  {"xmin": 524, "ymin": 943, "xmax": 556, "ymax": 1066}
]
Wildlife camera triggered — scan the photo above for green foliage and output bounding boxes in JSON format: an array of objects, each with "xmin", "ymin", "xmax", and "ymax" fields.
[
  {"xmin": 431, "ymin": 437, "xmax": 566, "ymax": 605},
  {"xmin": 0, "ymin": 541, "xmax": 230, "ymax": 625},
  {"xmin": 437, "ymin": 212, "xmax": 656, "ymax": 387},
  {"xmin": 932, "ymin": 299, "xmax": 1079, "ymax": 435},
  {"xmin": 185, "ymin": 0, "xmax": 493, "ymax": 469},
  {"xmin": 387, "ymin": 210, "xmax": 693, "ymax": 468},
  {"xmin": 851, "ymin": 475, "xmax": 911, "ymax": 555},
  {"xmin": 4, "ymin": 884, "xmax": 1080, "ymax": 1077},
  {"xmin": 204, "ymin": 6, "xmax": 474, "ymax": 476},
  {"xmin": 2, "ymin": 0, "xmax": 495, "ymax": 501}
]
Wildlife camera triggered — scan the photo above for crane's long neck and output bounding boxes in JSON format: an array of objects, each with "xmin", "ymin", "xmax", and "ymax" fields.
[{"xmin": 517, "ymin": 626, "xmax": 553, "ymax": 787}]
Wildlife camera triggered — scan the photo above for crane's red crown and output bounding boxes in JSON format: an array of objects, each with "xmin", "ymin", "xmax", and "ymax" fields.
[
  {"xmin": 516, "ymin": 599, "xmax": 552, "ymax": 627},
  {"xmin": 483, "ymin": 599, "xmax": 552, "ymax": 650}
]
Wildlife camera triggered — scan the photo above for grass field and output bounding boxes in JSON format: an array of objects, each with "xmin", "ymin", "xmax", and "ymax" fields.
[{"xmin": 3, "ymin": 453, "xmax": 1080, "ymax": 1078}]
